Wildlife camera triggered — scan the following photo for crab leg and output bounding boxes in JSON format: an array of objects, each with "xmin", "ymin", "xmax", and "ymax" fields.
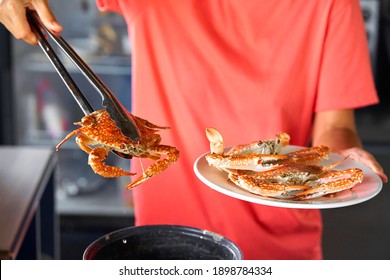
[
  {"xmin": 89, "ymin": 146, "xmax": 135, "ymax": 178},
  {"xmin": 55, "ymin": 129, "xmax": 80, "ymax": 150},
  {"xmin": 286, "ymin": 145, "xmax": 330, "ymax": 164},
  {"xmin": 248, "ymin": 160, "xmax": 344, "ymax": 181},
  {"xmin": 133, "ymin": 114, "xmax": 170, "ymax": 130},
  {"xmin": 295, "ymin": 168, "xmax": 364, "ymax": 200},
  {"xmin": 228, "ymin": 173, "xmax": 309, "ymax": 199},
  {"xmin": 74, "ymin": 134, "xmax": 100, "ymax": 154},
  {"xmin": 126, "ymin": 145, "xmax": 180, "ymax": 189},
  {"xmin": 206, "ymin": 153, "xmax": 287, "ymax": 172}
]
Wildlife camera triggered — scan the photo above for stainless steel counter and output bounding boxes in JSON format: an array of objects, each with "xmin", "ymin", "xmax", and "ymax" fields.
[{"xmin": 0, "ymin": 146, "xmax": 58, "ymax": 259}]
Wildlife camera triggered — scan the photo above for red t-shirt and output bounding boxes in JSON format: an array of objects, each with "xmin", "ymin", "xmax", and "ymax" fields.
[{"xmin": 96, "ymin": 0, "xmax": 378, "ymax": 259}]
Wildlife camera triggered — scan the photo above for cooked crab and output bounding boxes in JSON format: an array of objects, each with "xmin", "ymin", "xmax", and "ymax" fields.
[
  {"xmin": 205, "ymin": 128, "xmax": 290, "ymax": 172},
  {"xmin": 206, "ymin": 127, "xmax": 290, "ymax": 156},
  {"xmin": 205, "ymin": 128, "xmax": 329, "ymax": 172},
  {"xmin": 56, "ymin": 109, "xmax": 180, "ymax": 189},
  {"xmin": 228, "ymin": 162, "xmax": 363, "ymax": 199}
]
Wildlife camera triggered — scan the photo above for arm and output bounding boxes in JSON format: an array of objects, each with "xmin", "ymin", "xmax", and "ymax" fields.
[
  {"xmin": 312, "ymin": 109, "xmax": 388, "ymax": 183},
  {"xmin": 0, "ymin": 0, "xmax": 62, "ymax": 45}
]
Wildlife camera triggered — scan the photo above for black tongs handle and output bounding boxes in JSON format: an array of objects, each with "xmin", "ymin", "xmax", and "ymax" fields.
[
  {"xmin": 27, "ymin": 11, "xmax": 94, "ymax": 115},
  {"xmin": 27, "ymin": 10, "xmax": 140, "ymax": 142}
]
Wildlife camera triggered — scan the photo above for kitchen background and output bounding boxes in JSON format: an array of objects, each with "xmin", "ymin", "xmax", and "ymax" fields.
[{"xmin": 0, "ymin": 0, "xmax": 389, "ymax": 259}]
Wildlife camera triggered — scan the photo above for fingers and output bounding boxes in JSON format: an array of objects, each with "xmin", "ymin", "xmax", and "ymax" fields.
[
  {"xmin": 359, "ymin": 155, "xmax": 388, "ymax": 183},
  {"xmin": 340, "ymin": 147, "xmax": 388, "ymax": 183},
  {"xmin": 0, "ymin": 0, "xmax": 34, "ymax": 44},
  {"xmin": 0, "ymin": 0, "xmax": 61, "ymax": 45},
  {"xmin": 33, "ymin": 0, "xmax": 62, "ymax": 34}
]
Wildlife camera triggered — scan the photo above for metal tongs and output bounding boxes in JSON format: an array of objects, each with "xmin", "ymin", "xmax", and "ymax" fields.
[{"xmin": 26, "ymin": 10, "xmax": 140, "ymax": 145}]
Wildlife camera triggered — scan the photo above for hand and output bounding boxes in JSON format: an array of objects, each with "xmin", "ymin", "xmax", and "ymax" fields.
[
  {"xmin": 339, "ymin": 147, "xmax": 388, "ymax": 183},
  {"xmin": 0, "ymin": 0, "xmax": 62, "ymax": 45}
]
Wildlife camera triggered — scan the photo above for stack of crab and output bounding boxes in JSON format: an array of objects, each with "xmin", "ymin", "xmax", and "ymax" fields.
[{"xmin": 205, "ymin": 128, "xmax": 364, "ymax": 200}]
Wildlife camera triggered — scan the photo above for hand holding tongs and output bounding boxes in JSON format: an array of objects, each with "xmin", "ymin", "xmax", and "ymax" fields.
[{"xmin": 26, "ymin": 10, "xmax": 140, "ymax": 144}]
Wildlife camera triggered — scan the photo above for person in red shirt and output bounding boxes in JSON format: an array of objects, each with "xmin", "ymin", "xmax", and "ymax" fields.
[{"xmin": 1, "ymin": 0, "xmax": 387, "ymax": 259}]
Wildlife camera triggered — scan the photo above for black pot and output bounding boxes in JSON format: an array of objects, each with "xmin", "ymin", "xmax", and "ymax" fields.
[{"xmin": 83, "ymin": 224, "xmax": 243, "ymax": 260}]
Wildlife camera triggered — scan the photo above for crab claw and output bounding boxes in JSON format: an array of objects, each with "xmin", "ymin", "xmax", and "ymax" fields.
[
  {"xmin": 295, "ymin": 168, "xmax": 364, "ymax": 200},
  {"xmin": 228, "ymin": 173, "xmax": 309, "ymax": 199},
  {"xmin": 205, "ymin": 153, "xmax": 287, "ymax": 172},
  {"xmin": 88, "ymin": 146, "xmax": 136, "ymax": 178},
  {"xmin": 205, "ymin": 127, "xmax": 225, "ymax": 155},
  {"xmin": 286, "ymin": 145, "xmax": 330, "ymax": 165}
]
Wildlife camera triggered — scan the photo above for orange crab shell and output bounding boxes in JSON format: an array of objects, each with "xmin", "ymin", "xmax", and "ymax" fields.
[{"xmin": 75, "ymin": 110, "xmax": 134, "ymax": 148}]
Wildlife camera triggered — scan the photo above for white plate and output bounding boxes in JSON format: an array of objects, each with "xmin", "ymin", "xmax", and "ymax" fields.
[{"xmin": 193, "ymin": 146, "xmax": 383, "ymax": 209}]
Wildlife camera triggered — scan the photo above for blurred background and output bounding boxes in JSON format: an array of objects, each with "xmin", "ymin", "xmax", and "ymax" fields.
[{"xmin": 0, "ymin": 0, "xmax": 389, "ymax": 259}]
